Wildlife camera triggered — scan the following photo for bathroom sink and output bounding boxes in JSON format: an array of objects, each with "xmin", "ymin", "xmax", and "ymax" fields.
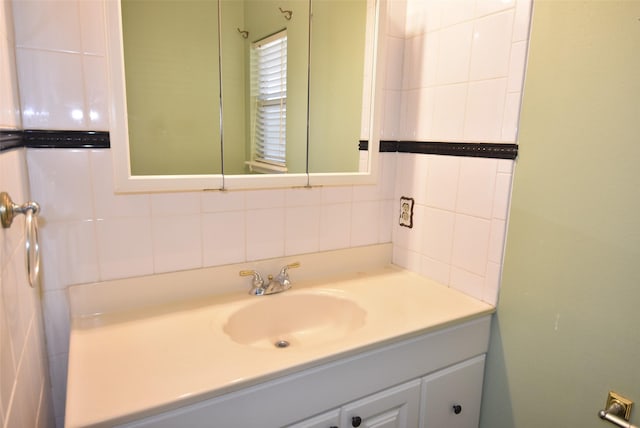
[{"xmin": 222, "ymin": 292, "xmax": 366, "ymax": 349}]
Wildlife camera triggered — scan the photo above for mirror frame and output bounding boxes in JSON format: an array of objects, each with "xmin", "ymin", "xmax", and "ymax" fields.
[{"xmin": 105, "ymin": 0, "xmax": 386, "ymax": 193}]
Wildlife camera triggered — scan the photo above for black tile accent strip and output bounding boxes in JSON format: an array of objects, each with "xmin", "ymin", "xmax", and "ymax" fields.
[
  {"xmin": 23, "ymin": 130, "xmax": 110, "ymax": 148},
  {"xmin": 0, "ymin": 131, "xmax": 23, "ymax": 152},
  {"xmin": 358, "ymin": 140, "xmax": 368, "ymax": 151},
  {"xmin": 380, "ymin": 140, "xmax": 518, "ymax": 160}
]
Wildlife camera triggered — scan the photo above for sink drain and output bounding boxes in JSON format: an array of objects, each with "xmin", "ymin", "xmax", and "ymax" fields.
[{"xmin": 274, "ymin": 340, "xmax": 290, "ymax": 348}]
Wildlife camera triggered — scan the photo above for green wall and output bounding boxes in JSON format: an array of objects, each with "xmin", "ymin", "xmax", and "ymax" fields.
[
  {"xmin": 480, "ymin": 1, "xmax": 640, "ymax": 427},
  {"xmin": 122, "ymin": 0, "xmax": 222, "ymax": 175},
  {"xmin": 308, "ymin": 0, "xmax": 366, "ymax": 173}
]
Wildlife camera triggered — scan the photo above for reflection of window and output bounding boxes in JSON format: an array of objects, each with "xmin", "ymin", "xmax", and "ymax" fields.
[{"xmin": 249, "ymin": 30, "xmax": 287, "ymax": 172}]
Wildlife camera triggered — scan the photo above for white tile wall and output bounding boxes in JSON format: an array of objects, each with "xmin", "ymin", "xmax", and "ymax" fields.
[
  {"xmin": 385, "ymin": 0, "xmax": 532, "ymax": 143},
  {"xmin": 1, "ymin": 1, "xmax": 54, "ymax": 426},
  {"xmin": 9, "ymin": 0, "xmax": 531, "ymax": 426}
]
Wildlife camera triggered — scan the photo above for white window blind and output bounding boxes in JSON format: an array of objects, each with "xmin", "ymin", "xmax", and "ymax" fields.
[{"xmin": 250, "ymin": 30, "xmax": 287, "ymax": 170}]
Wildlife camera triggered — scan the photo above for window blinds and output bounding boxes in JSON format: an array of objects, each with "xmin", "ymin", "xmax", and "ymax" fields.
[{"xmin": 251, "ymin": 30, "xmax": 287, "ymax": 168}]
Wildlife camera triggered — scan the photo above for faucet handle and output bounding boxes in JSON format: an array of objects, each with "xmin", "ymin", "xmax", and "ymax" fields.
[
  {"xmin": 239, "ymin": 270, "xmax": 265, "ymax": 295},
  {"xmin": 276, "ymin": 262, "xmax": 300, "ymax": 287}
]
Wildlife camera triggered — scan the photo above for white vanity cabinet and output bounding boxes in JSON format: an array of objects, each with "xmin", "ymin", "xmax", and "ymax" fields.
[{"xmin": 286, "ymin": 355, "xmax": 485, "ymax": 428}]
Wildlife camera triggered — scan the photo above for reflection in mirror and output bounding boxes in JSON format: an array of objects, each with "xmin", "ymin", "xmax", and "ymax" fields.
[
  {"xmin": 220, "ymin": 0, "xmax": 309, "ymax": 175},
  {"xmin": 308, "ymin": 0, "xmax": 369, "ymax": 173},
  {"xmin": 121, "ymin": 0, "xmax": 222, "ymax": 175}
]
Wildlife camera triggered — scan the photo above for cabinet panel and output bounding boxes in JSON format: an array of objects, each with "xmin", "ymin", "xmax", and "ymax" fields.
[
  {"xmin": 341, "ymin": 379, "xmax": 421, "ymax": 428},
  {"xmin": 286, "ymin": 409, "xmax": 340, "ymax": 428},
  {"xmin": 420, "ymin": 355, "xmax": 485, "ymax": 428}
]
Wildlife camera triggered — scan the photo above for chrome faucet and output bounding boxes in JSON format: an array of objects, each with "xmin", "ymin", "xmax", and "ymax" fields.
[{"xmin": 239, "ymin": 262, "xmax": 300, "ymax": 295}]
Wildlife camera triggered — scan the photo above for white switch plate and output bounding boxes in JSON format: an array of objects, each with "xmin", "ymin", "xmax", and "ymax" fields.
[{"xmin": 399, "ymin": 197, "xmax": 414, "ymax": 228}]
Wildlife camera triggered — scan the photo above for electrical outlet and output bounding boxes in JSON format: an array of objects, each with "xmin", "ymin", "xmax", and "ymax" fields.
[{"xmin": 399, "ymin": 197, "xmax": 414, "ymax": 228}]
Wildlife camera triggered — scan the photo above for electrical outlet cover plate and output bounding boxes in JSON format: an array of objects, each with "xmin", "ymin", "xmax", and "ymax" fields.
[{"xmin": 399, "ymin": 197, "xmax": 414, "ymax": 228}]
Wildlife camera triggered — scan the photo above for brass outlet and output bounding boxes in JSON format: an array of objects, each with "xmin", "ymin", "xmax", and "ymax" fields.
[{"xmin": 606, "ymin": 391, "xmax": 634, "ymax": 421}]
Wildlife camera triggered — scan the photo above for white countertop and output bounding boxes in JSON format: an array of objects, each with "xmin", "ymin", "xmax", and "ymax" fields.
[{"xmin": 65, "ymin": 263, "xmax": 494, "ymax": 427}]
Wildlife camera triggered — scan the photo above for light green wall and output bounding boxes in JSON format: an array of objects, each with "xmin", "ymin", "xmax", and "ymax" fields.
[
  {"xmin": 308, "ymin": 0, "xmax": 366, "ymax": 173},
  {"xmin": 480, "ymin": 1, "xmax": 640, "ymax": 427},
  {"xmin": 122, "ymin": 0, "xmax": 222, "ymax": 175}
]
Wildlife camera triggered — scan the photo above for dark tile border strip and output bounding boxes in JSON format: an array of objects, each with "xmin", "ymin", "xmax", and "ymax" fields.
[
  {"xmin": 379, "ymin": 140, "xmax": 518, "ymax": 160},
  {"xmin": 4, "ymin": 132, "xmax": 516, "ymax": 160},
  {"xmin": 0, "ymin": 130, "xmax": 110, "ymax": 152},
  {"xmin": 0, "ymin": 131, "xmax": 23, "ymax": 152},
  {"xmin": 23, "ymin": 130, "xmax": 110, "ymax": 148}
]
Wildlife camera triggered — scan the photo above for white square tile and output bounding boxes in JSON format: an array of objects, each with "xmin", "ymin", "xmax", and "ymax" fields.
[
  {"xmin": 351, "ymin": 200, "xmax": 380, "ymax": 246},
  {"xmin": 420, "ymin": 31, "xmax": 439, "ymax": 88},
  {"xmin": 488, "ymin": 218, "xmax": 506, "ymax": 263},
  {"xmin": 456, "ymin": 157, "xmax": 498, "ymax": 218},
  {"xmin": 450, "ymin": 267, "xmax": 484, "ymax": 300},
  {"xmin": 392, "ymin": 202, "xmax": 423, "ymax": 252},
  {"xmin": 12, "ymin": 0, "xmax": 82, "ymax": 52},
  {"xmin": 245, "ymin": 189, "xmax": 285, "ymax": 210},
  {"xmin": 246, "ymin": 208, "xmax": 285, "ymax": 260},
  {"xmin": 0, "ymin": 12, "xmax": 21, "ymax": 128},
  {"xmin": 79, "ymin": 0, "xmax": 107, "ymax": 55},
  {"xmin": 42, "ymin": 290, "xmax": 70, "ymax": 357},
  {"xmin": 440, "ymin": 0, "xmax": 476, "ymax": 27},
  {"xmin": 0, "ymin": 296, "xmax": 16, "ymax": 418},
  {"xmin": 90, "ymin": 150, "xmax": 150, "ymax": 219},
  {"xmin": 82, "ymin": 55, "xmax": 109, "ymax": 130},
  {"xmin": 39, "ymin": 220, "xmax": 99, "ymax": 290},
  {"xmin": 413, "ymin": 87, "xmax": 436, "ymax": 141},
  {"xmin": 420, "ymin": 255, "xmax": 451, "ymax": 285},
  {"xmin": 17, "ymin": 49, "xmax": 86, "ymax": 130},
  {"xmin": 321, "ymin": 186, "xmax": 353, "ymax": 205},
  {"xmin": 502, "ymin": 91, "xmax": 521, "ymax": 142},
  {"xmin": 432, "ymin": 83, "xmax": 467, "ymax": 141},
  {"xmin": 435, "ymin": 23, "xmax": 474, "ymax": 85},
  {"xmin": 202, "ymin": 211, "xmax": 246, "ymax": 266},
  {"xmin": 425, "ymin": 155, "xmax": 460, "ymax": 211},
  {"xmin": 387, "ymin": 0, "xmax": 407, "ymax": 38},
  {"xmin": 469, "ymin": 11, "xmax": 514, "ymax": 81},
  {"xmin": 400, "ymin": 89, "xmax": 420, "ymax": 140},
  {"xmin": 424, "ymin": 0, "xmax": 444, "ymax": 32},
  {"xmin": 201, "ymin": 190, "xmax": 245, "ymax": 212},
  {"xmin": 378, "ymin": 200, "xmax": 395, "ymax": 243},
  {"xmin": 379, "ymin": 153, "xmax": 398, "ymax": 200},
  {"xmin": 96, "ymin": 217, "xmax": 154, "ymax": 280},
  {"xmin": 464, "ymin": 78, "xmax": 508, "ymax": 141},
  {"xmin": 151, "ymin": 192, "xmax": 200, "ymax": 216},
  {"xmin": 508, "ymin": 40, "xmax": 528, "ymax": 92},
  {"xmin": 402, "ymin": 35, "xmax": 423, "ymax": 90},
  {"xmin": 497, "ymin": 159, "xmax": 514, "ymax": 173},
  {"xmin": 27, "ymin": 149, "xmax": 94, "ymax": 221},
  {"xmin": 382, "ymin": 89, "xmax": 402, "ymax": 139},
  {"xmin": 451, "ymin": 213, "xmax": 491, "ymax": 275},
  {"xmin": 392, "ymin": 246, "xmax": 421, "ymax": 272},
  {"xmin": 395, "ymin": 154, "xmax": 429, "ymax": 205},
  {"xmin": 513, "ymin": 0, "xmax": 533, "ymax": 42},
  {"xmin": 492, "ymin": 172, "xmax": 512, "ymax": 219},
  {"xmin": 484, "ymin": 261, "xmax": 502, "ymax": 305},
  {"xmin": 319, "ymin": 203, "xmax": 352, "ymax": 251},
  {"xmin": 286, "ymin": 187, "xmax": 322, "ymax": 207},
  {"xmin": 285, "ymin": 206, "xmax": 320, "ymax": 256},
  {"xmin": 421, "ymin": 207, "xmax": 455, "ymax": 263},
  {"xmin": 405, "ymin": 0, "xmax": 429, "ymax": 37},
  {"xmin": 475, "ymin": 0, "xmax": 516, "ymax": 17},
  {"xmin": 386, "ymin": 36, "xmax": 405, "ymax": 90},
  {"xmin": 152, "ymin": 214, "xmax": 202, "ymax": 273}
]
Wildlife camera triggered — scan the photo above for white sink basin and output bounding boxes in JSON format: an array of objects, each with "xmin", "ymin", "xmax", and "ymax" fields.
[{"xmin": 222, "ymin": 292, "xmax": 366, "ymax": 349}]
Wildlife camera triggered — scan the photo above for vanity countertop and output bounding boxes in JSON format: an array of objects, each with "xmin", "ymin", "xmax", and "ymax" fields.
[{"xmin": 65, "ymin": 264, "xmax": 494, "ymax": 427}]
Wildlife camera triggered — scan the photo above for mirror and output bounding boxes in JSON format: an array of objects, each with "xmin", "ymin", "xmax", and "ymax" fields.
[{"xmin": 106, "ymin": 0, "xmax": 382, "ymax": 192}]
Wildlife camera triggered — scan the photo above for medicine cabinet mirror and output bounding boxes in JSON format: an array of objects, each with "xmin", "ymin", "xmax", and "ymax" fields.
[{"xmin": 106, "ymin": 0, "xmax": 384, "ymax": 192}]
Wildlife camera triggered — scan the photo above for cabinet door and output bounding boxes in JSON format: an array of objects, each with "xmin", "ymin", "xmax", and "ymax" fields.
[
  {"xmin": 420, "ymin": 355, "xmax": 486, "ymax": 428},
  {"xmin": 286, "ymin": 409, "xmax": 340, "ymax": 428},
  {"xmin": 340, "ymin": 379, "xmax": 421, "ymax": 428}
]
